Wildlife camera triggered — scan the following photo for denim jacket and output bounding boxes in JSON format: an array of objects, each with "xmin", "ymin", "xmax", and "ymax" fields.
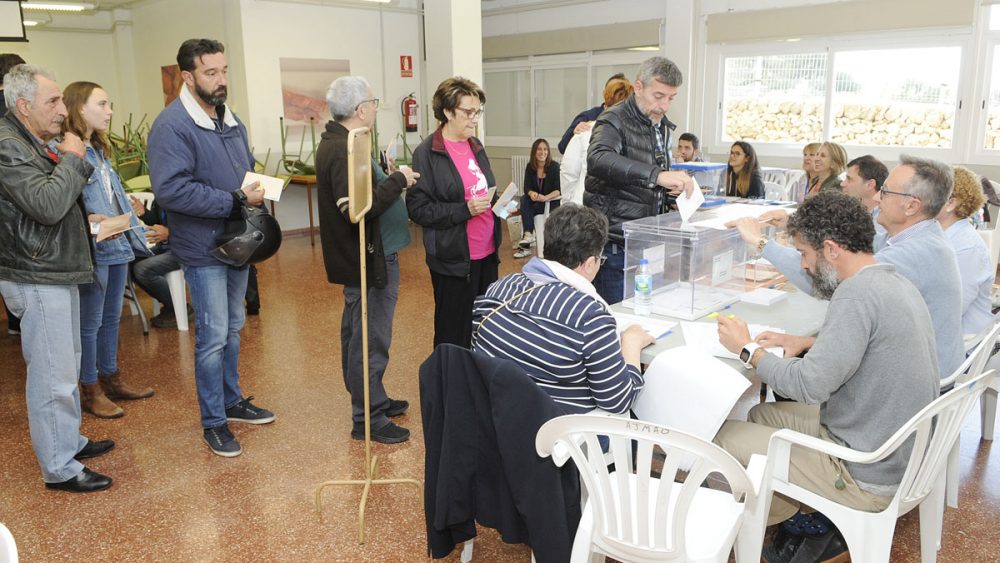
[{"xmin": 76, "ymin": 144, "xmax": 151, "ymax": 265}]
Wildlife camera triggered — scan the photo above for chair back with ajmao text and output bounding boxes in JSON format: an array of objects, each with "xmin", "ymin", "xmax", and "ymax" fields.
[{"xmin": 537, "ymin": 414, "xmax": 759, "ymax": 562}]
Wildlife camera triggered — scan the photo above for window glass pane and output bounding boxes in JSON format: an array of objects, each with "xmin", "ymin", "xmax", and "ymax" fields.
[
  {"xmin": 483, "ymin": 70, "xmax": 530, "ymax": 137},
  {"xmin": 722, "ymin": 53, "xmax": 827, "ymax": 144},
  {"xmin": 534, "ymin": 67, "xmax": 588, "ymax": 141},
  {"xmin": 991, "ymin": 5, "xmax": 1000, "ymax": 31},
  {"xmin": 592, "ymin": 63, "xmax": 639, "ymax": 108},
  {"xmin": 987, "ymin": 45, "xmax": 1000, "ymax": 150},
  {"xmin": 830, "ymin": 47, "xmax": 960, "ymax": 148}
]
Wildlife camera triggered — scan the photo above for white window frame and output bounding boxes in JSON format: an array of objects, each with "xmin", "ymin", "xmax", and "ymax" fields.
[
  {"xmin": 969, "ymin": 4, "xmax": 1000, "ymax": 165},
  {"xmin": 483, "ymin": 49, "xmax": 651, "ymax": 149},
  {"xmin": 703, "ymin": 27, "xmax": 974, "ymax": 164}
]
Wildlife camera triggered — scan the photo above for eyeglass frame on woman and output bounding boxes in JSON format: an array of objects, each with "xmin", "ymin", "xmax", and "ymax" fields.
[
  {"xmin": 597, "ymin": 255, "xmax": 608, "ymax": 267},
  {"xmin": 355, "ymin": 98, "xmax": 380, "ymax": 111},
  {"xmin": 454, "ymin": 106, "xmax": 485, "ymax": 120},
  {"xmin": 879, "ymin": 185, "xmax": 920, "ymax": 200}
]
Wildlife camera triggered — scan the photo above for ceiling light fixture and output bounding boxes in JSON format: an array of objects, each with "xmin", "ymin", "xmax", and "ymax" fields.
[
  {"xmin": 20, "ymin": 2, "xmax": 96, "ymax": 12},
  {"xmin": 22, "ymin": 20, "xmax": 40, "ymax": 26}
]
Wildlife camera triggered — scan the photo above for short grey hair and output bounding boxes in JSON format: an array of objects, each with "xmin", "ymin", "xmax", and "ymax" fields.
[
  {"xmin": 898, "ymin": 154, "xmax": 953, "ymax": 218},
  {"xmin": 3, "ymin": 64, "xmax": 55, "ymax": 111},
  {"xmin": 636, "ymin": 56, "xmax": 683, "ymax": 88},
  {"xmin": 326, "ymin": 76, "xmax": 371, "ymax": 122}
]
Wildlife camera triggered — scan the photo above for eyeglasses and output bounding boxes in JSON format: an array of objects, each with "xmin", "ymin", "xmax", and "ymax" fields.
[
  {"xmin": 454, "ymin": 106, "xmax": 485, "ymax": 120},
  {"xmin": 355, "ymin": 98, "xmax": 380, "ymax": 111},
  {"xmin": 879, "ymin": 185, "xmax": 920, "ymax": 200},
  {"xmin": 597, "ymin": 255, "xmax": 608, "ymax": 267}
]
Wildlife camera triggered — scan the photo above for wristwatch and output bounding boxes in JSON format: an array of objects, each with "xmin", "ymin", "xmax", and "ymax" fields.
[
  {"xmin": 740, "ymin": 343, "xmax": 761, "ymax": 369},
  {"xmin": 757, "ymin": 237, "xmax": 768, "ymax": 254}
]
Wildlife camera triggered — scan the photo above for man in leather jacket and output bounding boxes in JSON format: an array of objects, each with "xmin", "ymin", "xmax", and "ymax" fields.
[
  {"xmin": 0, "ymin": 64, "xmax": 116, "ymax": 493},
  {"xmin": 584, "ymin": 56, "xmax": 693, "ymax": 304}
]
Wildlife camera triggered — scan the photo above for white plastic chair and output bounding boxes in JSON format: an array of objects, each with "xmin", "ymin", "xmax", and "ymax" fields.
[
  {"xmin": 0, "ymin": 522, "xmax": 17, "ymax": 563},
  {"xmin": 762, "ymin": 181, "xmax": 786, "ymax": 201},
  {"xmin": 942, "ymin": 321, "xmax": 1000, "ymax": 507},
  {"xmin": 760, "ymin": 170, "xmax": 786, "ymax": 186},
  {"xmin": 126, "ymin": 190, "xmax": 190, "ymax": 332},
  {"xmin": 536, "ymin": 414, "xmax": 763, "ymax": 563},
  {"xmin": 738, "ymin": 370, "xmax": 998, "ymax": 563},
  {"xmin": 534, "ymin": 197, "xmax": 561, "ymax": 258}
]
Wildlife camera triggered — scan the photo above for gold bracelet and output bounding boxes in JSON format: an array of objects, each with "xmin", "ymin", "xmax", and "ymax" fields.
[{"xmin": 757, "ymin": 237, "xmax": 768, "ymax": 254}]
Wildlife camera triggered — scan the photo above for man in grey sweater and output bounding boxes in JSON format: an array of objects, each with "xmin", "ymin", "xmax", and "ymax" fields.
[
  {"xmin": 715, "ymin": 192, "xmax": 939, "ymax": 530},
  {"xmin": 730, "ymin": 154, "xmax": 964, "ymax": 380}
]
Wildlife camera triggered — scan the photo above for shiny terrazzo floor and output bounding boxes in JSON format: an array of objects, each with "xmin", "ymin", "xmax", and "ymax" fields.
[{"xmin": 0, "ymin": 226, "xmax": 998, "ymax": 562}]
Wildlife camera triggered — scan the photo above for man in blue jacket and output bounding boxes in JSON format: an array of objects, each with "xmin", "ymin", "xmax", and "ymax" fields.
[{"xmin": 148, "ymin": 39, "xmax": 274, "ymax": 457}]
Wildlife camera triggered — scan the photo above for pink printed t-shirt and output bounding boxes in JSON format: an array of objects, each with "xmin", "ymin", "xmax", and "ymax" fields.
[{"xmin": 443, "ymin": 138, "xmax": 495, "ymax": 260}]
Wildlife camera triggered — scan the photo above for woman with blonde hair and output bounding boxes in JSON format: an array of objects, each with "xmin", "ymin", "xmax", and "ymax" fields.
[
  {"xmin": 808, "ymin": 142, "xmax": 847, "ymax": 196},
  {"xmin": 62, "ymin": 81, "xmax": 155, "ymax": 418},
  {"xmin": 560, "ymin": 77, "xmax": 633, "ymax": 207},
  {"xmin": 791, "ymin": 142, "xmax": 821, "ymax": 202},
  {"xmin": 938, "ymin": 166, "xmax": 993, "ymax": 336}
]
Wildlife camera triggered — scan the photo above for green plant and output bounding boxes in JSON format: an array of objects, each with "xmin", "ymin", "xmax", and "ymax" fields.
[{"xmin": 108, "ymin": 113, "xmax": 150, "ymax": 182}]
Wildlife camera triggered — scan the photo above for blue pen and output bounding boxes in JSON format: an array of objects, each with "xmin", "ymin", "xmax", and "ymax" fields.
[{"xmin": 657, "ymin": 330, "xmax": 672, "ymax": 340}]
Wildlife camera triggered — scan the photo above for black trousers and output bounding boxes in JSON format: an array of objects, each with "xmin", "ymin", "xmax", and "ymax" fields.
[{"xmin": 430, "ymin": 254, "xmax": 498, "ymax": 349}]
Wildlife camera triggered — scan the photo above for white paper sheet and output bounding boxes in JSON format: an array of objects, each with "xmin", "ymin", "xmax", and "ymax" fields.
[
  {"xmin": 689, "ymin": 203, "xmax": 793, "ymax": 230},
  {"xmin": 611, "ymin": 313, "xmax": 676, "ymax": 339},
  {"xmin": 632, "ymin": 346, "xmax": 751, "ymax": 449},
  {"xmin": 242, "ymin": 171, "xmax": 287, "ymax": 202},
  {"xmin": 386, "ymin": 136, "xmax": 398, "ymax": 163},
  {"xmin": 675, "ymin": 176, "xmax": 704, "ymax": 224},
  {"xmin": 680, "ymin": 321, "xmax": 785, "ymax": 360},
  {"xmin": 492, "ymin": 182, "xmax": 519, "ymax": 219}
]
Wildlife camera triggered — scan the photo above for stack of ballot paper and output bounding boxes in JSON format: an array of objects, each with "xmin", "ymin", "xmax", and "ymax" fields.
[
  {"xmin": 740, "ymin": 287, "xmax": 789, "ymax": 306},
  {"xmin": 611, "ymin": 312, "xmax": 676, "ymax": 339},
  {"xmin": 680, "ymin": 321, "xmax": 785, "ymax": 360}
]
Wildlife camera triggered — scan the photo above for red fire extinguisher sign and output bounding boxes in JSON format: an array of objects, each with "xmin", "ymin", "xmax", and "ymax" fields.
[{"xmin": 400, "ymin": 56, "xmax": 413, "ymax": 78}]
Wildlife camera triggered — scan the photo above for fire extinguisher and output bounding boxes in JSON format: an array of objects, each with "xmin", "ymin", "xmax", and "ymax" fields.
[{"xmin": 401, "ymin": 93, "xmax": 418, "ymax": 133}]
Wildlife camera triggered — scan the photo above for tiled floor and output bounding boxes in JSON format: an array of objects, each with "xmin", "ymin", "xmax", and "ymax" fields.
[{"xmin": 0, "ymin": 228, "xmax": 998, "ymax": 562}]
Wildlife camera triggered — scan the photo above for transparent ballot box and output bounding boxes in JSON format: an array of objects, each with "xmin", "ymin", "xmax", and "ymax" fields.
[{"xmin": 621, "ymin": 211, "xmax": 774, "ymax": 320}]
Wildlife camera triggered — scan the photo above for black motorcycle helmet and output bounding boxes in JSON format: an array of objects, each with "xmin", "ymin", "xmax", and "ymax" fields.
[{"xmin": 211, "ymin": 204, "xmax": 282, "ymax": 266}]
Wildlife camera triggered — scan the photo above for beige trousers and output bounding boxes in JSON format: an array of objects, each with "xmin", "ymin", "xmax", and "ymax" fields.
[{"xmin": 714, "ymin": 401, "xmax": 892, "ymax": 525}]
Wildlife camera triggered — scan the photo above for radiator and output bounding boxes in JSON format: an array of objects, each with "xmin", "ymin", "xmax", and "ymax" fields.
[{"xmin": 510, "ymin": 155, "xmax": 530, "ymax": 189}]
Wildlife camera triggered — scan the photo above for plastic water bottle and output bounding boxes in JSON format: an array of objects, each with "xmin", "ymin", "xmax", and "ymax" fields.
[{"xmin": 634, "ymin": 258, "xmax": 653, "ymax": 316}]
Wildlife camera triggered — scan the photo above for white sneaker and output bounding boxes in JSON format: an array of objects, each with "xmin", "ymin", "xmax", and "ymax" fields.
[
  {"xmin": 513, "ymin": 248, "xmax": 532, "ymax": 259},
  {"xmin": 518, "ymin": 232, "xmax": 536, "ymax": 249}
]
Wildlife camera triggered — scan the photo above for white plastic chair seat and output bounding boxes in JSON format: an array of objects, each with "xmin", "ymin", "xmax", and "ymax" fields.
[
  {"xmin": 575, "ymin": 473, "xmax": 747, "ymax": 563},
  {"xmin": 0, "ymin": 522, "xmax": 17, "ymax": 563},
  {"xmin": 738, "ymin": 370, "xmax": 998, "ymax": 563},
  {"xmin": 537, "ymin": 414, "xmax": 762, "ymax": 563},
  {"xmin": 943, "ymin": 322, "xmax": 1000, "ymax": 507},
  {"xmin": 165, "ymin": 269, "xmax": 189, "ymax": 331}
]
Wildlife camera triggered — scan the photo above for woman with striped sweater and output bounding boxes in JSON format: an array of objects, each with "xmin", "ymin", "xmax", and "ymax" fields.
[{"xmin": 472, "ymin": 204, "xmax": 654, "ymax": 414}]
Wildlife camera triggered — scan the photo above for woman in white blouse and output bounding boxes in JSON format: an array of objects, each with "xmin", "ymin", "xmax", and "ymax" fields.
[{"xmin": 938, "ymin": 166, "xmax": 994, "ymax": 337}]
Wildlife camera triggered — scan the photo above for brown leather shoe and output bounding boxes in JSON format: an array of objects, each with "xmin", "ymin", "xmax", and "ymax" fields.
[
  {"xmin": 81, "ymin": 383, "xmax": 124, "ymax": 418},
  {"xmin": 100, "ymin": 374, "xmax": 154, "ymax": 400}
]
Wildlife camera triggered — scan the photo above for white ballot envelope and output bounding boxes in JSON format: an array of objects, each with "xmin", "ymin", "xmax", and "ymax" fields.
[{"xmin": 242, "ymin": 171, "xmax": 288, "ymax": 202}]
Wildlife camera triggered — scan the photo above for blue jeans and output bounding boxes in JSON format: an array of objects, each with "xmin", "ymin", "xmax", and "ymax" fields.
[
  {"xmin": 184, "ymin": 265, "xmax": 248, "ymax": 429},
  {"xmin": 0, "ymin": 281, "xmax": 88, "ymax": 482},
  {"xmin": 79, "ymin": 262, "xmax": 128, "ymax": 385},
  {"xmin": 593, "ymin": 244, "xmax": 626, "ymax": 305},
  {"xmin": 519, "ymin": 195, "xmax": 560, "ymax": 232},
  {"xmin": 131, "ymin": 250, "xmax": 182, "ymax": 311},
  {"xmin": 341, "ymin": 253, "xmax": 399, "ymax": 429}
]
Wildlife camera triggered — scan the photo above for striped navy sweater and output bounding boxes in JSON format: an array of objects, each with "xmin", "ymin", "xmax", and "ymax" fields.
[{"xmin": 472, "ymin": 269, "xmax": 643, "ymax": 414}]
